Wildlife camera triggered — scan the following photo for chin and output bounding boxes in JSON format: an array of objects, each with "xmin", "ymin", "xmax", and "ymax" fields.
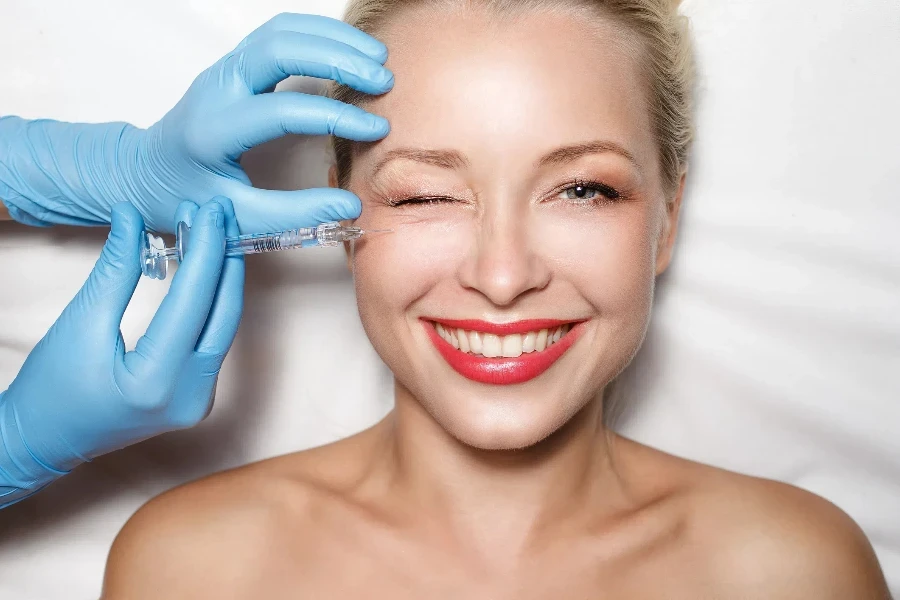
[{"xmin": 426, "ymin": 393, "xmax": 581, "ymax": 451}]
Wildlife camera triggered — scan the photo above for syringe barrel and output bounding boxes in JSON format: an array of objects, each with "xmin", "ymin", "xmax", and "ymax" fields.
[
  {"xmin": 143, "ymin": 221, "xmax": 360, "ymax": 280},
  {"xmin": 231, "ymin": 222, "xmax": 350, "ymax": 252},
  {"xmin": 223, "ymin": 226, "xmax": 320, "ymax": 256}
]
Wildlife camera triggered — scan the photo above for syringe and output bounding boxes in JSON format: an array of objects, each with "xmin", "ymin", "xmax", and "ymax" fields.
[{"xmin": 141, "ymin": 221, "xmax": 390, "ymax": 280}]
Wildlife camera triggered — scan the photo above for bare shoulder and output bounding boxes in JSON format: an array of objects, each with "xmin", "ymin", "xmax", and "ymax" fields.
[
  {"xmin": 613, "ymin": 439, "xmax": 890, "ymax": 598},
  {"xmin": 102, "ymin": 432, "xmax": 379, "ymax": 599},
  {"xmin": 689, "ymin": 464, "xmax": 891, "ymax": 598}
]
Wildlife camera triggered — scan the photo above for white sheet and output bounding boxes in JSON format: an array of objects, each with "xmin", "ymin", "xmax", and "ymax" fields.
[{"xmin": 0, "ymin": 1, "xmax": 897, "ymax": 597}]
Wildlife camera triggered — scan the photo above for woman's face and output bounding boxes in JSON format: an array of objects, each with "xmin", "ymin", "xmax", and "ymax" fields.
[{"xmin": 344, "ymin": 5, "xmax": 681, "ymax": 450}]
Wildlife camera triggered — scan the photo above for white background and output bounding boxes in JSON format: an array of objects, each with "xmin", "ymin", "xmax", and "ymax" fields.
[{"xmin": 0, "ymin": 1, "xmax": 898, "ymax": 597}]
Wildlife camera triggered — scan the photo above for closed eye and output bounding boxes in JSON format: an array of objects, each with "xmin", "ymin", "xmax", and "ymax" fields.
[{"xmin": 387, "ymin": 196, "xmax": 458, "ymax": 207}]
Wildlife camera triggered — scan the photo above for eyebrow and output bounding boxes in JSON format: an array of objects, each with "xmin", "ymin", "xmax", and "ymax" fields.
[
  {"xmin": 371, "ymin": 148, "xmax": 469, "ymax": 179},
  {"xmin": 537, "ymin": 140, "xmax": 640, "ymax": 171},
  {"xmin": 369, "ymin": 139, "xmax": 640, "ymax": 178}
]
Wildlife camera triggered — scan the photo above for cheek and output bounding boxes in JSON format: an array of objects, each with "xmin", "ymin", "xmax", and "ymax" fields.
[
  {"xmin": 533, "ymin": 204, "xmax": 659, "ymax": 312},
  {"xmin": 351, "ymin": 212, "xmax": 473, "ymax": 320}
]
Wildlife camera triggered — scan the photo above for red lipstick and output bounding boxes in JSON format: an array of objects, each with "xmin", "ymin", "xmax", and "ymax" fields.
[{"xmin": 423, "ymin": 319, "xmax": 584, "ymax": 385}]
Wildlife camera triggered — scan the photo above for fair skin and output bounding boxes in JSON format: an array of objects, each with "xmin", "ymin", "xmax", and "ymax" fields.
[{"xmin": 102, "ymin": 6, "xmax": 890, "ymax": 599}]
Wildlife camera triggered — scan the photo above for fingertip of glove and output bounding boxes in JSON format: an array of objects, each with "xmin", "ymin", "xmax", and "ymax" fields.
[
  {"xmin": 110, "ymin": 202, "xmax": 144, "ymax": 237},
  {"xmin": 328, "ymin": 190, "xmax": 363, "ymax": 221},
  {"xmin": 370, "ymin": 42, "xmax": 389, "ymax": 65},
  {"xmin": 181, "ymin": 202, "xmax": 227, "ymax": 263},
  {"xmin": 211, "ymin": 196, "xmax": 240, "ymax": 237},
  {"xmin": 360, "ymin": 113, "xmax": 391, "ymax": 141},
  {"xmin": 380, "ymin": 71, "xmax": 395, "ymax": 92},
  {"xmin": 175, "ymin": 200, "xmax": 200, "ymax": 229},
  {"xmin": 210, "ymin": 195, "xmax": 234, "ymax": 210},
  {"xmin": 363, "ymin": 66, "xmax": 394, "ymax": 94},
  {"xmin": 200, "ymin": 199, "xmax": 226, "ymax": 229},
  {"xmin": 100, "ymin": 203, "xmax": 143, "ymax": 277},
  {"xmin": 110, "ymin": 201, "xmax": 141, "ymax": 223}
]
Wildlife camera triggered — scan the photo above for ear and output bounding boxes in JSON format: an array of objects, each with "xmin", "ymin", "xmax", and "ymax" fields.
[
  {"xmin": 655, "ymin": 173, "xmax": 686, "ymax": 275},
  {"xmin": 329, "ymin": 165, "xmax": 355, "ymax": 272}
]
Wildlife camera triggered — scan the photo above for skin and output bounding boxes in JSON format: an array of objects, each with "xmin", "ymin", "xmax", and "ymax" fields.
[
  {"xmin": 0, "ymin": 201, "xmax": 9, "ymax": 220},
  {"xmin": 102, "ymin": 5, "xmax": 891, "ymax": 599}
]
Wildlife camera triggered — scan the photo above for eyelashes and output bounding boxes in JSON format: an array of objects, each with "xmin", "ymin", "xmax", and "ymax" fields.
[
  {"xmin": 559, "ymin": 179, "xmax": 621, "ymax": 203},
  {"xmin": 384, "ymin": 179, "xmax": 625, "ymax": 208},
  {"xmin": 384, "ymin": 195, "xmax": 457, "ymax": 207}
]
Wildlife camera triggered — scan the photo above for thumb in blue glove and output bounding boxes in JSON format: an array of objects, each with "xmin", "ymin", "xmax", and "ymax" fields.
[{"xmin": 0, "ymin": 198, "xmax": 244, "ymax": 508}]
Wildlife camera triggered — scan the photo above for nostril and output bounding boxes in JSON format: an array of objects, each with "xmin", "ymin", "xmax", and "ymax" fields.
[{"xmin": 455, "ymin": 224, "xmax": 552, "ymax": 304}]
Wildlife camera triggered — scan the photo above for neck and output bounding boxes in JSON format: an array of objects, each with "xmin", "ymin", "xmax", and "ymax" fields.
[{"xmin": 374, "ymin": 382, "xmax": 629, "ymax": 562}]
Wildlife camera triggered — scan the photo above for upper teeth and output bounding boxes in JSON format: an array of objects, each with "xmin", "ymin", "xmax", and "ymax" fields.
[{"xmin": 434, "ymin": 323, "xmax": 572, "ymax": 358}]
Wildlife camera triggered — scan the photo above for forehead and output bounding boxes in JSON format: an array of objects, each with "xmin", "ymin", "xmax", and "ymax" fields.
[{"xmin": 359, "ymin": 4, "xmax": 657, "ymax": 172}]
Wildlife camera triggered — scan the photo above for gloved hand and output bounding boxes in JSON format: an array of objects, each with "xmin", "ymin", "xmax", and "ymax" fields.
[
  {"xmin": 0, "ymin": 198, "xmax": 243, "ymax": 508},
  {"xmin": 0, "ymin": 13, "xmax": 393, "ymax": 233}
]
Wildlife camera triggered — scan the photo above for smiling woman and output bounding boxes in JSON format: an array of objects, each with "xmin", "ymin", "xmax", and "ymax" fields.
[{"xmin": 100, "ymin": 1, "xmax": 891, "ymax": 598}]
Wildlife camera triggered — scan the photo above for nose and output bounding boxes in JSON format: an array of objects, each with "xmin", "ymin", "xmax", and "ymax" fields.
[{"xmin": 456, "ymin": 209, "xmax": 552, "ymax": 307}]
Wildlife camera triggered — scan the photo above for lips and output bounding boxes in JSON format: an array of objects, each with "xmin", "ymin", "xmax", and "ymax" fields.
[{"xmin": 422, "ymin": 318, "xmax": 584, "ymax": 385}]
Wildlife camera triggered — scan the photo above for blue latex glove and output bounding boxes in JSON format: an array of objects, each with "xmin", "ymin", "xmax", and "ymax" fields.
[
  {"xmin": 0, "ymin": 13, "xmax": 392, "ymax": 233},
  {"xmin": 0, "ymin": 198, "xmax": 243, "ymax": 508}
]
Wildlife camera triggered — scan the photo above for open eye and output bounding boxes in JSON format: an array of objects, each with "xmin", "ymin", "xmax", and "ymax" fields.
[{"xmin": 556, "ymin": 180, "xmax": 621, "ymax": 203}]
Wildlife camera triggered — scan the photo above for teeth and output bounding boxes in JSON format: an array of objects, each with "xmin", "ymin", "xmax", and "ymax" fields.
[
  {"xmin": 522, "ymin": 331, "xmax": 536, "ymax": 353},
  {"xmin": 469, "ymin": 331, "xmax": 483, "ymax": 353},
  {"xmin": 457, "ymin": 328, "xmax": 470, "ymax": 352},
  {"xmin": 433, "ymin": 322, "xmax": 574, "ymax": 357},
  {"xmin": 536, "ymin": 329, "xmax": 548, "ymax": 351},
  {"xmin": 501, "ymin": 334, "xmax": 523, "ymax": 358},
  {"xmin": 482, "ymin": 334, "xmax": 501, "ymax": 358}
]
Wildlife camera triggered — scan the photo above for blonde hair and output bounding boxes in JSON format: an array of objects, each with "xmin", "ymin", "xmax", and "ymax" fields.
[{"xmin": 329, "ymin": 0, "xmax": 694, "ymax": 201}]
